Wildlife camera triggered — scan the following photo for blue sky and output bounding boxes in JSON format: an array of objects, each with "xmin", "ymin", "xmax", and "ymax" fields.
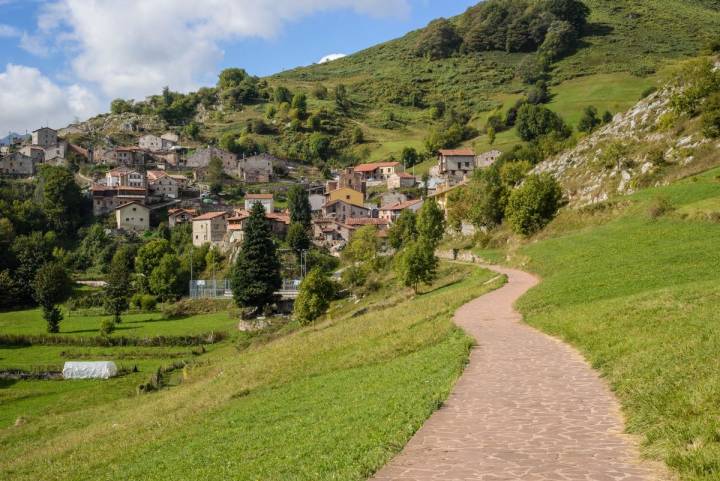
[{"xmin": 0, "ymin": 0, "xmax": 479, "ymax": 134}]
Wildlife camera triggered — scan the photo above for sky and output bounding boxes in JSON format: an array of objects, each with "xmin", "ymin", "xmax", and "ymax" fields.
[{"xmin": 0, "ymin": 0, "xmax": 479, "ymax": 136}]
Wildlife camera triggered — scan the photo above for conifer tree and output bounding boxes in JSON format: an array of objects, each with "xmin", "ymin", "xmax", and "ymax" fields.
[
  {"xmin": 231, "ymin": 202, "xmax": 282, "ymax": 313},
  {"xmin": 104, "ymin": 247, "xmax": 132, "ymax": 324}
]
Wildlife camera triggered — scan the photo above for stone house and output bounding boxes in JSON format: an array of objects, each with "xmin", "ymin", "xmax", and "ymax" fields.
[
  {"xmin": 147, "ymin": 170, "xmax": 179, "ymax": 198},
  {"xmin": 0, "ymin": 152, "xmax": 35, "ymax": 177},
  {"xmin": 322, "ymin": 199, "xmax": 370, "ymax": 222},
  {"xmin": 114, "ymin": 202, "xmax": 150, "ymax": 232},
  {"xmin": 227, "ymin": 209, "xmax": 290, "ymax": 244},
  {"xmin": 244, "ymin": 193, "xmax": 274, "ymax": 214},
  {"xmin": 192, "ymin": 211, "xmax": 229, "ymax": 247},
  {"xmin": 438, "ymin": 149, "xmax": 476, "ymax": 180},
  {"xmin": 32, "ymin": 127, "xmax": 57, "ymax": 148},
  {"xmin": 139, "ymin": 133, "xmax": 177, "ymax": 152},
  {"xmin": 387, "ymin": 172, "xmax": 416, "ymax": 190},
  {"xmin": 186, "ymin": 147, "xmax": 237, "ymax": 173},
  {"xmin": 327, "ymin": 167, "xmax": 366, "ymax": 194},
  {"xmin": 378, "ymin": 199, "xmax": 424, "ymax": 223},
  {"xmin": 92, "ymin": 184, "xmax": 148, "ymax": 216},
  {"xmin": 238, "ymin": 153, "xmax": 274, "ymax": 183},
  {"xmin": 42, "ymin": 142, "xmax": 66, "ymax": 162},
  {"xmin": 168, "ymin": 208, "xmax": 197, "ymax": 228},
  {"xmin": 19, "ymin": 146, "xmax": 45, "ymax": 164},
  {"xmin": 477, "ymin": 149, "xmax": 502, "ymax": 168}
]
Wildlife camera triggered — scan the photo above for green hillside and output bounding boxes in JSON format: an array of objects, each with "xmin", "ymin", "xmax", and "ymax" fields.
[
  {"xmin": 74, "ymin": 0, "xmax": 720, "ymax": 168},
  {"xmin": 497, "ymin": 168, "xmax": 720, "ymax": 480}
]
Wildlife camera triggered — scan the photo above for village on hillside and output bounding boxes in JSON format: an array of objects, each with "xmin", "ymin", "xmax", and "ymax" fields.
[{"xmin": 0, "ymin": 126, "xmax": 502, "ymax": 255}]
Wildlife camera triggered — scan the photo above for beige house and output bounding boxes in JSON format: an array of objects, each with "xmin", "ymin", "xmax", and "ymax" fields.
[
  {"xmin": 186, "ymin": 147, "xmax": 237, "ymax": 173},
  {"xmin": 92, "ymin": 184, "xmax": 148, "ymax": 216},
  {"xmin": 238, "ymin": 153, "xmax": 274, "ymax": 183},
  {"xmin": 0, "ymin": 152, "xmax": 35, "ymax": 177},
  {"xmin": 32, "ymin": 127, "xmax": 57, "ymax": 148},
  {"xmin": 387, "ymin": 172, "xmax": 416, "ymax": 190},
  {"xmin": 115, "ymin": 202, "xmax": 150, "ymax": 232},
  {"xmin": 354, "ymin": 161, "xmax": 402, "ymax": 181},
  {"xmin": 139, "ymin": 134, "xmax": 178, "ymax": 152},
  {"xmin": 147, "ymin": 170, "xmax": 179, "ymax": 198},
  {"xmin": 19, "ymin": 146, "xmax": 45, "ymax": 164},
  {"xmin": 322, "ymin": 199, "xmax": 370, "ymax": 222},
  {"xmin": 192, "ymin": 211, "xmax": 229, "ymax": 247},
  {"xmin": 244, "ymin": 193, "xmax": 274, "ymax": 214}
]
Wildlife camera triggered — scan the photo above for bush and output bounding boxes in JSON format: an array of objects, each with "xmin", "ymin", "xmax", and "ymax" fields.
[
  {"xmin": 294, "ymin": 269, "xmax": 335, "ymax": 325},
  {"xmin": 516, "ymin": 104, "xmax": 570, "ymax": 141},
  {"xmin": 140, "ymin": 295, "xmax": 158, "ymax": 312},
  {"xmin": 100, "ymin": 318, "xmax": 116, "ymax": 336},
  {"xmin": 341, "ymin": 265, "xmax": 367, "ymax": 288},
  {"xmin": 701, "ymin": 93, "xmax": 720, "ymax": 138},
  {"xmin": 505, "ymin": 173, "xmax": 563, "ymax": 236},
  {"xmin": 415, "ymin": 18, "xmax": 461, "ymax": 59},
  {"xmin": 647, "ymin": 196, "xmax": 674, "ymax": 219}
]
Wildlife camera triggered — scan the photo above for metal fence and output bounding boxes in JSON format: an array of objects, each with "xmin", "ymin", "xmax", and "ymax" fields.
[{"xmin": 189, "ymin": 279, "xmax": 301, "ymax": 299}]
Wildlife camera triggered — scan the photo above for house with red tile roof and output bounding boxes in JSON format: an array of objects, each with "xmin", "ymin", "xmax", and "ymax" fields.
[
  {"xmin": 353, "ymin": 161, "xmax": 402, "ymax": 181},
  {"xmin": 192, "ymin": 211, "xmax": 229, "ymax": 248},
  {"xmin": 378, "ymin": 199, "xmax": 424, "ymax": 223}
]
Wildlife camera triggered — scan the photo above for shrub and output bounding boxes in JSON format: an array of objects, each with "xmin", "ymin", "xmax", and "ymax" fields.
[
  {"xmin": 294, "ymin": 269, "xmax": 335, "ymax": 325},
  {"xmin": 516, "ymin": 104, "xmax": 570, "ymax": 141},
  {"xmin": 415, "ymin": 18, "xmax": 461, "ymax": 60},
  {"xmin": 505, "ymin": 173, "xmax": 563, "ymax": 236},
  {"xmin": 701, "ymin": 93, "xmax": 720, "ymax": 138},
  {"xmin": 647, "ymin": 196, "xmax": 675, "ymax": 219},
  {"xmin": 140, "ymin": 295, "xmax": 158, "ymax": 312},
  {"xmin": 100, "ymin": 318, "xmax": 116, "ymax": 336},
  {"xmin": 341, "ymin": 265, "xmax": 367, "ymax": 288}
]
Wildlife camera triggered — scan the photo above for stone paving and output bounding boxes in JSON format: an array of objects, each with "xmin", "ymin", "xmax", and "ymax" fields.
[{"xmin": 372, "ymin": 265, "xmax": 656, "ymax": 481}]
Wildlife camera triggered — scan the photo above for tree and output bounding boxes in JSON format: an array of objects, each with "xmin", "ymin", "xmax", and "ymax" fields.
[
  {"xmin": 487, "ymin": 126, "xmax": 496, "ymax": 145},
  {"xmin": 701, "ymin": 93, "xmax": 720, "ymax": 138},
  {"xmin": 231, "ymin": 203, "xmax": 282, "ymax": 313},
  {"xmin": 33, "ymin": 262, "xmax": 71, "ymax": 333},
  {"xmin": 36, "ymin": 166, "xmax": 84, "ymax": 236},
  {"xmin": 395, "ymin": 239, "xmax": 438, "ymax": 294},
  {"xmin": 205, "ymin": 246, "xmax": 224, "ymax": 277},
  {"xmin": 539, "ymin": 20, "xmax": 578, "ymax": 61},
  {"xmin": 602, "ymin": 110, "xmax": 614, "ymax": 124},
  {"xmin": 135, "ymin": 238, "xmax": 172, "ymax": 292},
  {"xmin": 342, "ymin": 225, "xmax": 381, "ymax": 270},
  {"xmin": 416, "ymin": 199, "xmax": 445, "ymax": 248},
  {"xmin": 287, "ymin": 184, "xmax": 312, "ymax": 228},
  {"xmin": 516, "ymin": 55, "xmax": 548, "ymax": 84},
  {"xmin": 388, "ymin": 210, "xmax": 417, "ymax": 250},
  {"xmin": 217, "ymin": 68, "xmax": 249, "ymax": 90},
  {"xmin": 506, "ymin": 173, "xmax": 563, "ymax": 236},
  {"xmin": 287, "ymin": 223, "xmax": 311, "ymax": 258},
  {"xmin": 104, "ymin": 247, "xmax": 132, "ymax": 324},
  {"xmin": 577, "ymin": 105, "xmax": 601, "ymax": 133},
  {"xmin": 274, "ymin": 86, "xmax": 292, "ymax": 104},
  {"xmin": 207, "ymin": 156, "xmax": 224, "ymax": 194},
  {"xmin": 291, "ymin": 93, "xmax": 308, "ymax": 118},
  {"xmin": 351, "ymin": 126, "xmax": 364, "ymax": 144},
  {"xmin": 415, "ymin": 18, "xmax": 461, "ymax": 59},
  {"xmin": 401, "ymin": 147, "xmax": 420, "ymax": 168},
  {"xmin": 308, "ymin": 133, "xmax": 332, "ymax": 160},
  {"xmin": 527, "ymin": 80, "xmax": 550, "ymax": 104},
  {"xmin": 110, "ymin": 98, "xmax": 134, "ymax": 114},
  {"xmin": 293, "ymin": 268, "xmax": 335, "ymax": 325},
  {"xmin": 516, "ymin": 103, "xmax": 570, "ymax": 141},
  {"xmin": 12, "ymin": 231, "xmax": 56, "ymax": 305},
  {"xmin": 312, "ymin": 84, "xmax": 328, "ymax": 99},
  {"xmin": 149, "ymin": 253, "xmax": 186, "ymax": 301},
  {"xmin": 184, "ymin": 122, "xmax": 201, "ymax": 140},
  {"xmin": 334, "ymin": 84, "xmax": 351, "ymax": 112}
]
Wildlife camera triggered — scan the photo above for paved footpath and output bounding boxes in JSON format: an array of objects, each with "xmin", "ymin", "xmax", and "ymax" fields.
[{"xmin": 372, "ymin": 265, "xmax": 658, "ymax": 481}]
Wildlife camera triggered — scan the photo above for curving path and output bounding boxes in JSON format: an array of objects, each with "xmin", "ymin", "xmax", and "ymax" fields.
[{"xmin": 372, "ymin": 265, "xmax": 657, "ymax": 481}]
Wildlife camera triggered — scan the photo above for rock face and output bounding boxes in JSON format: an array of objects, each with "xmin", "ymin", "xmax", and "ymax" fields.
[
  {"xmin": 534, "ymin": 85, "xmax": 718, "ymax": 206},
  {"xmin": 58, "ymin": 113, "xmax": 168, "ymax": 138}
]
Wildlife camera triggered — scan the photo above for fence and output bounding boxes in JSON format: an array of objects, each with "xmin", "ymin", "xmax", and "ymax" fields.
[{"xmin": 189, "ymin": 279, "xmax": 301, "ymax": 299}]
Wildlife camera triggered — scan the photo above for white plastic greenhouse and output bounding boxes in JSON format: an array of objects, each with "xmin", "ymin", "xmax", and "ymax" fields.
[{"xmin": 62, "ymin": 361, "xmax": 118, "ymax": 380}]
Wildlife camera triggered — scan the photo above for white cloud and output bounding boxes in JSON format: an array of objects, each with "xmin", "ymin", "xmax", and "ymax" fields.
[
  {"xmin": 36, "ymin": 0, "xmax": 410, "ymax": 99},
  {"xmin": 0, "ymin": 64, "xmax": 101, "ymax": 134},
  {"xmin": 0, "ymin": 24, "xmax": 19, "ymax": 37},
  {"xmin": 318, "ymin": 53, "xmax": 347, "ymax": 64}
]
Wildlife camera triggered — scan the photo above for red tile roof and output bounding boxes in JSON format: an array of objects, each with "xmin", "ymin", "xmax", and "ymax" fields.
[
  {"xmin": 354, "ymin": 162, "xmax": 400, "ymax": 172},
  {"xmin": 438, "ymin": 149, "xmax": 476, "ymax": 156},
  {"xmin": 245, "ymin": 193, "xmax": 273, "ymax": 200},
  {"xmin": 380, "ymin": 199, "xmax": 422, "ymax": 211},
  {"xmin": 193, "ymin": 211, "xmax": 228, "ymax": 221}
]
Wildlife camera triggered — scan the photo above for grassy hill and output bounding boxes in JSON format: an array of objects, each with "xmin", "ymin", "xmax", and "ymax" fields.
[
  {"xmin": 68, "ymin": 0, "xmax": 720, "ymax": 169},
  {"xmin": 471, "ymin": 166, "xmax": 720, "ymax": 480},
  {"xmin": 0, "ymin": 264, "xmax": 504, "ymax": 481}
]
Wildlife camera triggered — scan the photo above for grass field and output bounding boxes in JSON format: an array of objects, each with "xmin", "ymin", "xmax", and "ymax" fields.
[
  {"xmin": 512, "ymin": 167, "xmax": 720, "ymax": 480},
  {"xmin": 0, "ymin": 263, "xmax": 504, "ymax": 481}
]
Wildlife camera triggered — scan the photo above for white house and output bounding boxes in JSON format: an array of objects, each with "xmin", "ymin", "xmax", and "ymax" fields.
[
  {"xmin": 147, "ymin": 170, "xmax": 179, "ymax": 198},
  {"xmin": 438, "ymin": 149, "xmax": 476, "ymax": 180},
  {"xmin": 106, "ymin": 167, "xmax": 146, "ymax": 188},
  {"xmin": 244, "ymin": 193, "xmax": 274, "ymax": 214},
  {"xmin": 114, "ymin": 202, "xmax": 150, "ymax": 232}
]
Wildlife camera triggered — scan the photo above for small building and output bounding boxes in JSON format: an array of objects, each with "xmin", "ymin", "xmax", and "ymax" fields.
[
  {"xmin": 147, "ymin": 170, "xmax": 179, "ymax": 198},
  {"xmin": 139, "ymin": 133, "xmax": 178, "ymax": 152},
  {"xmin": 309, "ymin": 193, "xmax": 326, "ymax": 214},
  {"xmin": 0, "ymin": 152, "xmax": 35, "ymax": 177},
  {"xmin": 186, "ymin": 147, "xmax": 237, "ymax": 173},
  {"xmin": 114, "ymin": 202, "xmax": 150, "ymax": 232},
  {"xmin": 477, "ymin": 149, "xmax": 502, "ymax": 168},
  {"xmin": 322, "ymin": 199, "xmax": 370, "ymax": 222},
  {"xmin": 32, "ymin": 127, "xmax": 57, "ymax": 148},
  {"xmin": 92, "ymin": 184, "xmax": 148, "ymax": 216},
  {"xmin": 387, "ymin": 172, "xmax": 416, "ymax": 190},
  {"xmin": 327, "ymin": 167, "xmax": 366, "ymax": 194},
  {"xmin": 378, "ymin": 199, "xmax": 424, "ymax": 223},
  {"xmin": 19, "ymin": 145, "xmax": 45, "ymax": 164},
  {"xmin": 353, "ymin": 161, "xmax": 402, "ymax": 181},
  {"xmin": 106, "ymin": 166, "xmax": 146, "ymax": 188},
  {"xmin": 244, "ymin": 193, "xmax": 274, "ymax": 214},
  {"xmin": 227, "ymin": 209, "xmax": 290, "ymax": 244},
  {"xmin": 380, "ymin": 192, "xmax": 407, "ymax": 207},
  {"xmin": 192, "ymin": 211, "xmax": 229, "ymax": 247},
  {"xmin": 438, "ymin": 149, "xmax": 476, "ymax": 180},
  {"xmin": 104, "ymin": 147, "xmax": 147, "ymax": 166},
  {"xmin": 42, "ymin": 142, "xmax": 66, "ymax": 162},
  {"xmin": 168, "ymin": 208, "xmax": 197, "ymax": 228},
  {"xmin": 238, "ymin": 153, "xmax": 274, "ymax": 183},
  {"xmin": 326, "ymin": 187, "xmax": 364, "ymax": 207}
]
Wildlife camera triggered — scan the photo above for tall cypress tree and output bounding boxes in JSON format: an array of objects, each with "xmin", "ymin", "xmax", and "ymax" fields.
[
  {"xmin": 231, "ymin": 202, "xmax": 282, "ymax": 313},
  {"xmin": 287, "ymin": 184, "xmax": 312, "ymax": 228}
]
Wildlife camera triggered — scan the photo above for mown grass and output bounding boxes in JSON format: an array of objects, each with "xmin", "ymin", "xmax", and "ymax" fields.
[
  {"xmin": 0, "ymin": 263, "xmax": 504, "ymax": 481},
  {"xmin": 515, "ymin": 167, "xmax": 720, "ymax": 480}
]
